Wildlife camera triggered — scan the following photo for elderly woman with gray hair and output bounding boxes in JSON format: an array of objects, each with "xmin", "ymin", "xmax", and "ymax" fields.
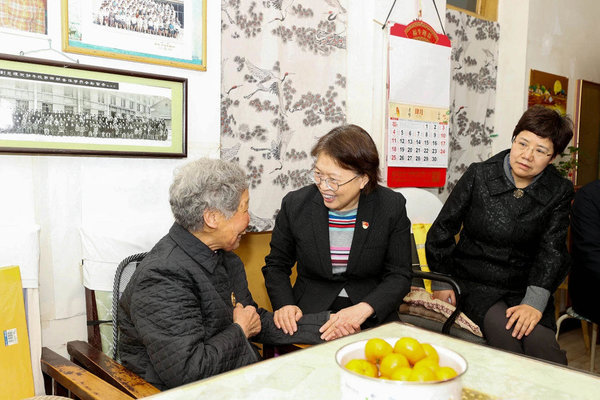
[{"xmin": 118, "ymin": 158, "xmax": 328, "ymax": 390}]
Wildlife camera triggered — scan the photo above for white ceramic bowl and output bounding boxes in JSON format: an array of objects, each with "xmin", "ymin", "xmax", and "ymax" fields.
[{"xmin": 335, "ymin": 337, "xmax": 467, "ymax": 400}]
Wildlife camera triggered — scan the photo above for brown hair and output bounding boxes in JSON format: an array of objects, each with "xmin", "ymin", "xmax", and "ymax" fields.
[
  {"xmin": 512, "ymin": 105, "xmax": 573, "ymax": 156},
  {"xmin": 311, "ymin": 124, "xmax": 380, "ymax": 193}
]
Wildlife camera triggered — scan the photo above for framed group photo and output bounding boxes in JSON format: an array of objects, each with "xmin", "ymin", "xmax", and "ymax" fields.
[
  {"xmin": 0, "ymin": 53, "xmax": 187, "ymax": 157},
  {"xmin": 62, "ymin": 0, "xmax": 206, "ymax": 70}
]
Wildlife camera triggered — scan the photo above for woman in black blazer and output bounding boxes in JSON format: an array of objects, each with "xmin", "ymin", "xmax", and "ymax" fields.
[
  {"xmin": 262, "ymin": 125, "xmax": 412, "ymax": 341},
  {"xmin": 426, "ymin": 106, "xmax": 574, "ymax": 364}
]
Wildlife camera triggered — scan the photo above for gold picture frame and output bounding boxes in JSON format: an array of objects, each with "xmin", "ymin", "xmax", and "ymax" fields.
[{"xmin": 62, "ymin": 0, "xmax": 206, "ymax": 71}]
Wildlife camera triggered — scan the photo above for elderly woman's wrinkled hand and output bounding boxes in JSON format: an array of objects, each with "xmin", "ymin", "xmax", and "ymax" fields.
[
  {"xmin": 319, "ymin": 302, "xmax": 373, "ymax": 341},
  {"xmin": 273, "ymin": 305, "xmax": 303, "ymax": 335},
  {"xmin": 233, "ymin": 303, "xmax": 261, "ymax": 338},
  {"xmin": 505, "ymin": 304, "xmax": 542, "ymax": 339}
]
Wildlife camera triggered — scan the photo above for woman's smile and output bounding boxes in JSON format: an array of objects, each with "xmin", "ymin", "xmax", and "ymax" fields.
[{"xmin": 320, "ymin": 192, "xmax": 335, "ymax": 202}]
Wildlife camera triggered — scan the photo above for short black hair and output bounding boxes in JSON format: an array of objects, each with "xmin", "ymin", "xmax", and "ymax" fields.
[{"xmin": 512, "ymin": 105, "xmax": 573, "ymax": 156}]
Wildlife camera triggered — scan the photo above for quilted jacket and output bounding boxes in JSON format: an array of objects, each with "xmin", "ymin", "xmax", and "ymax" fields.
[
  {"xmin": 426, "ymin": 150, "xmax": 573, "ymax": 329},
  {"xmin": 118, "ymin": 223, "xmax": 329, "ymax": 390}
]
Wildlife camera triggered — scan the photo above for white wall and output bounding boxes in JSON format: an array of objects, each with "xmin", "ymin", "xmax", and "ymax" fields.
[
  {"xmin": 494, "ymin": 0, "xmax": 600, "ymax": 153},
  {"xmin": 346, "ymin": 0, "xmax": 447, "ymax": 180},
  {"xmin": 526, "ymin": 0, "xmax": 600, "ymax": 134},
  {"xmin": 494, "ymin": 0, "xmax": 530, "ymax": 154},
  {"xmin": 353, "ymin": 0, "xmax": 600, "ymax": 180},
  {"xmin": 0, "ymin": 0, "xmax": 222, "ymax": 354}
]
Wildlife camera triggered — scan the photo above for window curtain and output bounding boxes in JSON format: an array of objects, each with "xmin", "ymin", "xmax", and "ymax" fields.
[
  {"xmin": 220, "ymin": 1, "xmax": 348, "ymax": 231},
  {"xmin": 440, "ymin": 9, "xmax": 500, "ymax": 199}
]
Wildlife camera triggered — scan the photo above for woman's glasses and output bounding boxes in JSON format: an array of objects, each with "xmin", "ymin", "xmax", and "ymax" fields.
[
  {"xmin": 513, "ymin": 139, "xmax": 553, "ymax": 159},
  {"xmin": 312, "ymin": 171, "xmax": 359, "ymax": 192}
]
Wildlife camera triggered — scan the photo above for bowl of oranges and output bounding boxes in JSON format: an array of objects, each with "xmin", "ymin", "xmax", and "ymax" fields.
[{"xmin": 335, "ymin": 337, "xmax": 467, "ymax": 400}]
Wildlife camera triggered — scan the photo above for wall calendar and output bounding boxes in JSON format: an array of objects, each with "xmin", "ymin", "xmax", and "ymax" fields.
[
  {"xmin": 386, "ymin": 21, "xmax": 451, "ymax": 187},
  {"xmin": 387, "ymin": 103, "xmax": 449, "ymax": 168}
]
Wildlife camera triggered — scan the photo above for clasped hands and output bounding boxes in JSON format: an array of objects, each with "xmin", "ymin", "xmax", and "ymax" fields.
[
  {"xmin": 233, "ymin": 303, "xmax": 261, "ymax": 338},
  {"xmin": 433, "ymin": 290, "xmax": 542, "ymax": 339},
  {"xmin": 273, "ymin": 302, "xmax": 375, "ymax": 341}
]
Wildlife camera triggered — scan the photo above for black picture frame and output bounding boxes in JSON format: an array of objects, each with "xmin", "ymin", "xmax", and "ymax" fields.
[{"xmin": 0, "ymin": 53, "xmax": 187, "ymax": 157}]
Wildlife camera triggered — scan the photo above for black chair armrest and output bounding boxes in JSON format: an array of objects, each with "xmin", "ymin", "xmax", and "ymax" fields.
[{"xmin": 411, "ymin": 268, "xmax": 463, "ymax": 335}]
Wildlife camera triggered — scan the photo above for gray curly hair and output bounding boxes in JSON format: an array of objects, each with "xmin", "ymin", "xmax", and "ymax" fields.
[{"xmin": 169, "ymin": 158, "xmax": 248, "ymax": 231}]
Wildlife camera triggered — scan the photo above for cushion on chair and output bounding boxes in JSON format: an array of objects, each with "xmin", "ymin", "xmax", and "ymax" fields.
[
  {"xmin": 400, "ymin": 288, "xmax": 483, "ymax": 337},
  {"xmin": 399, "ymin": 313, "xmax": 487, "ymax": 344}
]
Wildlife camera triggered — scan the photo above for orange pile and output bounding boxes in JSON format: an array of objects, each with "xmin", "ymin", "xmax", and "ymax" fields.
[{"xmin": 344, "ymin": 337, "xmax": 458, "ymax": 382}]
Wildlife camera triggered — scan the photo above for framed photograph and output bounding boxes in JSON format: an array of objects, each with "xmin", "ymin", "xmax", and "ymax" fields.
[
  {"xmin": 528, "ymin": 69, "xmax": 568, "ymax": 116},
  {"xmin": 0, "ymin": 53, "xmax": 187, "ymax": 157},
  {"xmin": 0, "ymin": 0, "xmax": 48, "ymax": 36},
  {"xmin": 62, "ymin": 0, "xmax": 206, "ymax": 71}
]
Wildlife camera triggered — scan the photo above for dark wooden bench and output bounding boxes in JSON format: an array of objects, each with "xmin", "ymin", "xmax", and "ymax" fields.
[
  {"xmin": 67, "ymin": 340, "xmax": 160, "ymax": 399},
  {"xmin": 40, "ymin": 347, "xmax": 134, "ymax": 400}
]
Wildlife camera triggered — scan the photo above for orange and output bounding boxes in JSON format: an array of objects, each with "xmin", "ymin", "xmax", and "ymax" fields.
[
  {"xmin": 389, "ymin": 366, "xmax": 413, "ymax": 381},
  {"xmin": 421, "ymin": 343, "xmax": 439, "ymax": 362},
  {"xmin": 364, "ymin": 338, "xmax": 393, "ymax": 364},
  {"xmin": 379, "ymin": 352, "xmax": 410, "ymax": 378},
  {"xmin": 345, "ymin": 359, "xmax": 378, "ymax": 378},
  {"xmin": 436, "ymin": 366, "xmax": 458, "ymax": 381},
  {"xmin": 408, "ymin": 366, "xmax": 437, "ymax": 382},
  {"xmin": 413, "ymin": 356, "xmax": 439, "ymax": 373},
  {"xmin": 393, "ymin": 337, "xmax": 427, "ymax": 365}
]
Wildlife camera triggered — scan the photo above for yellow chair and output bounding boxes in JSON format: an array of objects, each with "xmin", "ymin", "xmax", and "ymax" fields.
[{"xmin": 393, "ymin": 187, "xmax": 443, "ymax": 291}]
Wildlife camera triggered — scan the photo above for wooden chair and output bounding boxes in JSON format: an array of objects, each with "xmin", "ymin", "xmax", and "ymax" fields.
[
  {"xmin": 40, "ymin": 347, "xmax": 134, "ymax": 400},
  {"xmin": 86, "ymin": 252, "xmax": 147, "ymax": 357},
  {"xmin": 78, "ymin": 253, "xmax": 160, "ymax": 397},
  {"xmin": 67, "ymin": 340, "xmax": 160, "ymax": 398}
]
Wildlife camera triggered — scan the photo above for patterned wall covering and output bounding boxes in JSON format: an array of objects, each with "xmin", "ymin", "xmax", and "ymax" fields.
[
  {"xmin": 440, "ymin": 9, "xmax": 499, "ymax": 200},
  {"xmin": 221, "ymin": 1, "xmax": 348, "ymax": 231}
]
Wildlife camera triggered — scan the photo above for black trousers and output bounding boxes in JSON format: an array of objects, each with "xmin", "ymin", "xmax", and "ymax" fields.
[{"xmin": 483, "ymin": 300, "xmax": 567, "ymax": 365}]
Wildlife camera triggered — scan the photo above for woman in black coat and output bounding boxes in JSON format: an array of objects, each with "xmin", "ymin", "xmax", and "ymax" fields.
[{"xmin": 426, "ymin": 106, "xmax": 574, "ymax": 364}]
